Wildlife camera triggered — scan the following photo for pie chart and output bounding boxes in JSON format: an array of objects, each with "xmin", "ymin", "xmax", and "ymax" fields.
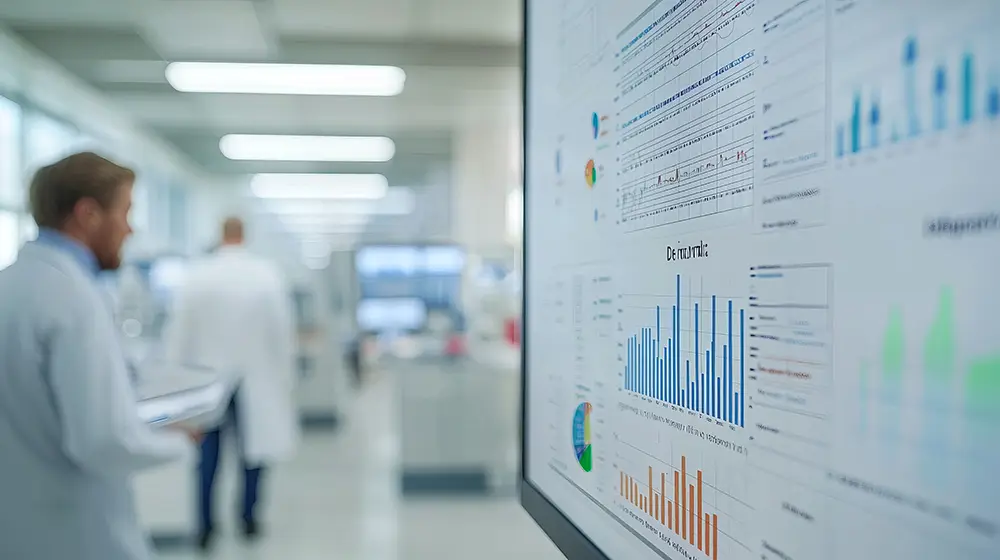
[
  {"xmin": 573, "ymin": 402, "xmax": 593, "ymax": 472},
  {"xmin": 585, "ymin": 159, "xmax": 597, "ymax": 188}
]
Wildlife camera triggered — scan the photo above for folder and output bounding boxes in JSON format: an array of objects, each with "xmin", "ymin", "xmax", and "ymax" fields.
[{"xmin": 135, "ymin": 362, "xmax": 231, "ymax": 429}]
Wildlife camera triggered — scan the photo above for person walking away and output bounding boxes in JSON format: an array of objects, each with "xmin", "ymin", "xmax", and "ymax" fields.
[
  {"xmin": 0, "ymin": 152, "xmax": 197, "ymax": 560},
  {"xmin": 163, "ymin": 217, "xmax": 299, "ymax": 550}
]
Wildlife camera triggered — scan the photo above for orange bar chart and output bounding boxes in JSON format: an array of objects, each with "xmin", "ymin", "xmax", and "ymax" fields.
[{"xmin": 618, "ymin": 455, "xmax": 719, "ymax": 559}]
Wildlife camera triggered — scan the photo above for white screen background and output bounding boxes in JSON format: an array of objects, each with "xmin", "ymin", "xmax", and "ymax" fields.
[{"xmin": 524, "ymin": 1, "xmax": 1000, "ymax": 559}]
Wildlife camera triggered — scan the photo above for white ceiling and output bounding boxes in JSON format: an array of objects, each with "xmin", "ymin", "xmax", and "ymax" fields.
[
  {"xmin": 1, "ymin": 0, "xmax": 524, "ymax": 252},
  {"xmin": 271, "ymin": 0, "xmax": 521, "ymax": 42},
  {"xmin": 0, "ymin": 0, "xmax": 522, "ymax": 45},
  {"xmin": 140, "ymin": 1, "xmax": 277, "ymax": 59}
]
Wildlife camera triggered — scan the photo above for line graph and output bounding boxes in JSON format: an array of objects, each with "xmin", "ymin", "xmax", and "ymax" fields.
[
  {"xmin": 618, "ymin": 0, "xmax": 757, "ymax": 101},
  {"xmin": 620, "ymin": 142, "xmax": 750, "ymax": 209},
  {"xmin": 618, "ymin": 92, "xmax": 754, "ymax": 228},
  {"xmin": 615, "ymin": 0, "xmax": 756, "ymax": 232}
]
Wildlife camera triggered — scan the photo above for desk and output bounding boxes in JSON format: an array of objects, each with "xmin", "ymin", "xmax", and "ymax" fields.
[{"xmin": 391, "ymin": 344, "xmax": 520, "ymax": 496}]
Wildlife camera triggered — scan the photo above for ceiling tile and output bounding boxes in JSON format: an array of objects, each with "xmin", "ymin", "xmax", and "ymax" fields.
[
  {"xmin": 11, "ymin": 27, "xmax": 164, "ymax": 61},
  {"xmin": 270, "ymin": 0, "xmax": 415, "ymax": 39},
  {"xmin": 0, "ymin": 0, "xmax": 138, "ymax": 27},
  {"xmin": 416, "ymin": 0, "xmax": 520, "ymax": 41},
  {"xmin": 140, "ymin": 0, "xmax": 274, "ymax": 59}
]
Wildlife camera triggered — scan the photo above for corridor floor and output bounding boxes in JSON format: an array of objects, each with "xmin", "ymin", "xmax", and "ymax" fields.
[{"xmin": 158, "ymin": 372, "xmax": 564, "ymax": 560}]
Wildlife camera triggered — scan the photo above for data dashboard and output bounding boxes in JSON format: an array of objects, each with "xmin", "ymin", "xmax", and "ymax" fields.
[{"xmin": 523, "ymin": 0, "xmax": 1000, "ymax": 559}]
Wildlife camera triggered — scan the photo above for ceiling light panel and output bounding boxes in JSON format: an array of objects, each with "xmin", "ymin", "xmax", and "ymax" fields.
[
  {"xmin": 298, "ymin": 234, "xmax": 360, "ymax": 245},
  {"xmin": 165, "ymin": 62, "xmax": 406, "ymax": 96},
  {"xmin": 221, "ymin": 134, "xmax": 396, "ymax": 162},
  {"xmin": 251, "ymin": 174, "xmax": 388, "ymax": 200},
  {"xmin": 281, "ymin": 215, "xmax": 371, "ymax": 227},
  {"xmin": 283, "ymin": 222, "xmax": 368, "ymax": 233},
  {"xmin": 264, "ymin": 188, "xmax": 416, "ymax": 215}
]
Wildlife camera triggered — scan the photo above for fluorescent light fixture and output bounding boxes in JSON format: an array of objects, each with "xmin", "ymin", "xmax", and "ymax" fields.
[
  {"xmin": 289, "ymin": 228, "xmax": 366, "ymax": 237},
  {"xmin": 220, "ymin": 134, "xmax": 395, "ymax": 162},
  {"xmin": 281, "ymin": 214, "xmax": 371, "ymax": 227},
  {"xmin": 299, "ymin": 234, "xmax": 358, "ymax": 245},
  {"xmin": 302, "ymin": 241, "xmax": 333, "ymax": 260},
  {"xmin": 251, "ymin": 174, "xmax": 388, "ymax": 200},
  {"xmin": 264, "ymin": 188, "xmax": 415, "ymax": 216},
  {"xmin": 305, "ymin": 258, "xmax": 331, "ymax": 271},
  {"xmin": 284, "ymin": 222, "xmax": 367, "ymax": 234},
  {"xmin": 165, "ymin": 62, "xmax": 406, "ymax": 96}
]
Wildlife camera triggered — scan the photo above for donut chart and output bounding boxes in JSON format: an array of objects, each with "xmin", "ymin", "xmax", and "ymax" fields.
[
  {"xmin": 572, "ymin": 402, "xmax": 593, "ymax": 472},
  {"xmin": 585, "ymin": 159, "xmax": 597, "ymax": 188}
]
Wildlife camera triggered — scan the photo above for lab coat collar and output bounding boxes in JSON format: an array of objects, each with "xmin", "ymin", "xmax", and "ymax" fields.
[
  {"xmin": 35, "ymin": 228, "xmax": 100, "ymax": 277},
  {"xmin": 215, "ymin": 244, "xmax": 248, "ymax": 256}
]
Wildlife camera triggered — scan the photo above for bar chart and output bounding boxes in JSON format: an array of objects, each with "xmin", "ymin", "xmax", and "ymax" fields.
[
  {"xmin": 835, "ymin": 35, "xmax": 999, "ymax": 159},
  {"xmin": 619, "ymin": 456, "xmax": 720, "ymax": 560},
  {"xmin": 623, "ymin": 275, "xmax": 745, "ymax": 427}
]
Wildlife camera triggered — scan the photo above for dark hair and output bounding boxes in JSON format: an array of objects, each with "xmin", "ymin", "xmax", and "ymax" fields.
[{"xmin": 29, "ymin": 151, "xmax": 136, "ymax": 229}]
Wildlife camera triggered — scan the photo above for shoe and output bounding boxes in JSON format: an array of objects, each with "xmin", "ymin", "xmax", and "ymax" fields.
[
  {"xmin": 196, "ymin": 528, "xmax": 215, "ymax": 552},
  {"xmin": 242, "ymin": 519, "xmax": 261, "ymax": 541}
]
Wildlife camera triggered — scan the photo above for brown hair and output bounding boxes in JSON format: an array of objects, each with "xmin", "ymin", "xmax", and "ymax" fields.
[{"xmin": 29, "ymin": 151, "xmax": 136, "ymax": 229}]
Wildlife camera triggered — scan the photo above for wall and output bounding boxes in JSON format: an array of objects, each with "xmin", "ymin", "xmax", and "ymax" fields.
[
  {"xmin": 0, "ymin": 23, "xmax": 205, "ymax": 260},
  {"xmin": 185, "ymin": 176, "xmax": 317, "ymax": 287},
  {"xmin": 449, "ymin": 91, "xmax": 522, "ymax": 258},
  {"xmin": 0, "ymin": 25, "xmax": 196, "ymax": 183}
]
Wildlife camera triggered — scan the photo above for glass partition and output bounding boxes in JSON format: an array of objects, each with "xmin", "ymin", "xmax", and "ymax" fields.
[{"xmin": 24, "ymin": 111, "xmax": 78, "ymax": 177}]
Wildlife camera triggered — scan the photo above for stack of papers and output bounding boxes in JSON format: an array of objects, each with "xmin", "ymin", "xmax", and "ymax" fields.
[{"xmin": 135, "ymin": 362, "xmax": 230, "ymax": 428}]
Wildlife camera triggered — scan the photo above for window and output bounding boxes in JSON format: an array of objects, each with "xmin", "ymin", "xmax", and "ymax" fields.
[
  {"xmin": 0, "ymin": 211, "xmax": 18, "ymax": 270},
  {"xmin": 25, "ymin": 112, "xmax": 78, "ymax": 176},
  {"xmin": 0, "ymin": 96, "xmax": 21, "ymax": 207}
]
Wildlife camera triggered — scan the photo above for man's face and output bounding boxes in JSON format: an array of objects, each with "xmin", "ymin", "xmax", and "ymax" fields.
[{"xmin": 92, "ymin": 183, "xmax": 134, "ymax": 271}]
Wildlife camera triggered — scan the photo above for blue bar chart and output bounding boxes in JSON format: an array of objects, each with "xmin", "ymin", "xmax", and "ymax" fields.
[
  {"xmin": 835, "ymin": 35, "xmax": 1000, "ymax": 159},
  {"xmin": 623, "ymin": 275, "xmax": 745, "ymax": 427}
]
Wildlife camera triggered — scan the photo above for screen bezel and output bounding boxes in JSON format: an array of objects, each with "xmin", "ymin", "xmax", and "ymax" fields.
[{"xmin": 517, "ymin": 0, "xmax": 612, "ymax": 557}]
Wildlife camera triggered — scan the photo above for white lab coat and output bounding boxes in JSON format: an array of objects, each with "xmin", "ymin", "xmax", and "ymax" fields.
[
  {"xmin": 0, "ymin": 241, "xmax": 191, "ymax": 560},
  {"xmin": 164, "ymin": 246, "xmax": 299, "ymax": 464}
]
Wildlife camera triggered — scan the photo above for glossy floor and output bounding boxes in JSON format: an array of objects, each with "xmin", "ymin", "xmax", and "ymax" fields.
[{"xmin": 157, "ymin": 372, "xmax": 563, "ymax": 560}]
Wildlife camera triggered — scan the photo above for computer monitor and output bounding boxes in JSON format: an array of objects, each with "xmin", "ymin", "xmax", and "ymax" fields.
[
  {"xmin": 355, "ymin": 244, "xmax": 466, "ymax": 311},
  {"xmin": 356, "ymin": 298, "xmax": 428, "ymax": 334},
  {"xmin": 521, "ymin": 2, "xmax": 999, "ymax": 559}
]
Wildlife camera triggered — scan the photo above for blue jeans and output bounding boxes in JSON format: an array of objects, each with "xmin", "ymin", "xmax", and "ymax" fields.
[{"xmin": 198, "ymin": 391, "xmax": 264, "ymax": 533}]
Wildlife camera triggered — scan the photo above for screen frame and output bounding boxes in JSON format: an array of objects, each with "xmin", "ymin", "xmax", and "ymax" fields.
[{"xmin": 517, "ymin": 0, "xmax": 611, "ymax": 557}]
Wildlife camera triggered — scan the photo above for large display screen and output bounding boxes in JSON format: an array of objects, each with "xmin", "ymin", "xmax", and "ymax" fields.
[
  {"xmin": 355, "ymin": 245, "xmax": 466, "ymax": 311},
  {"xmin": 523, "ymin": 1, "xmax": 999, "ymax": 559}
]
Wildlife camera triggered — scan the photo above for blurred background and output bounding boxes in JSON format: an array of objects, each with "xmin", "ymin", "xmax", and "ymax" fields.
[{"xmin": 0, "ymin": 1, "xmax": 554, "ymax": 558}]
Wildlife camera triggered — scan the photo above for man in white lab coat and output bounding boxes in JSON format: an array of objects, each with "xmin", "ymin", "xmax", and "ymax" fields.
[
  {"xmin": 0, "ymin": 152, "xmax": 197, "ymax": 560},
  {"xmin": 164, "ymin": 217, "xmax": 299, "ymax": 549}
]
